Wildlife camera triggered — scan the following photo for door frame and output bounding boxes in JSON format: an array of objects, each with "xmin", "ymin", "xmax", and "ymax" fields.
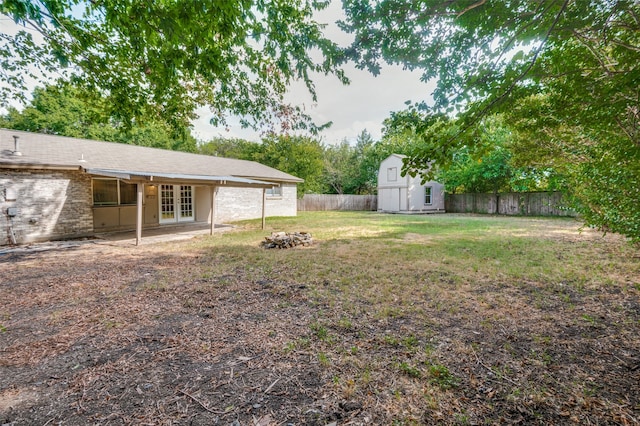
[{"xmin": 159, "ymin": 184, "xmax": 195, "ymax": 224}]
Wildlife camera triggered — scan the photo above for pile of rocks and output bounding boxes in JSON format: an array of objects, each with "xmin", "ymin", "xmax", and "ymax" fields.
[{"xmin": 260, "ymin": 232, "xmax": 313, "ymax": 249}]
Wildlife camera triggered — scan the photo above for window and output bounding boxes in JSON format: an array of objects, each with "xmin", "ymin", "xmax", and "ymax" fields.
[
  {"xmin": 425, "ymin": 186, "xmax": 433, "ymax": 205},
  {"xmin": 119, "ymin": 182, "xmax": 137, "ymax": 205},
  {"xmin": 266, "ymin": 186, "xmax": 282, "ymax": 197},
  {"xmin": 387, "ymin": 167, "xmax": 397, "ymax": 182},
  {"xmin": 92, "ymin": 179, "xmax": 138, "ymax": 206},
  {"xmin": 92, "ymin": 179, "xmax": 118, "ymax": 205}
]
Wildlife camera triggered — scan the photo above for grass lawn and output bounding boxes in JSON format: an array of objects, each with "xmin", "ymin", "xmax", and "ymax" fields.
[{"xmin": 1, "ymin": 212, "xmax": 639, "ymax": 425}]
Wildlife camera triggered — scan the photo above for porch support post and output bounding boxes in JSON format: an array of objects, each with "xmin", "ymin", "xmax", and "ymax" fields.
[
  {"xmin": 136, "ymin": 183, "xmax": 143, "ymax": 246},
  {"xmin": 210, "ymin": 185, "xmax": 217, "ymax": 236},
  {"xmin": 261, "ymin": 188, "xmax": 267, "ymax": 230}
]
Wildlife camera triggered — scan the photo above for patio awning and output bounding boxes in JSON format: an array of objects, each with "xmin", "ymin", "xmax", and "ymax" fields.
[
  {"xmin": 85, "ymin": 167, "xmax": 276, "ymax": 245},
  {"xmin": 84, "ymin": 168, "xmax": 276, "ymax": 188}
]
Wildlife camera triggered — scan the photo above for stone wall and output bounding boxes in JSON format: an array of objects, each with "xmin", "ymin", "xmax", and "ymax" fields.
[{"xmin": 1, "ymin": 169, "xmax": 94, "ymax": 245}]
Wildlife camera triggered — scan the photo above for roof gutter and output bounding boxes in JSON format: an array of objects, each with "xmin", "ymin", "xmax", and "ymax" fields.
[
  {"xmin": 0, "ymin": 163, "xmax": 82, "ymax": 171},
  {"xmin": 84, "ymin": 168, "xmax": 276, "ymax": 188},
  {"xmin": 238, "ymin": 175, "xmax": 304, "ymax": 183}
]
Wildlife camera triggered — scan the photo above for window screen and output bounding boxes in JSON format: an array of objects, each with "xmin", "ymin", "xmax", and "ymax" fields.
[
  {"xmin": 93, "ymin": 179, "xmax": 118, "ymax": 205},
  {"xmin": 119, "ymin": 182, "xmax": 138, "ymax": 205}
]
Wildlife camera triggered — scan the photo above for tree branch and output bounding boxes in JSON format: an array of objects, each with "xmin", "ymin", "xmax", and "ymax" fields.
[
  {"xmin": 456, "ymin": 0, "xmax": 486, "ymax": 18},
  {"xmin": 454, "ymin": 0, "xmax": 571, "ymax": 139}
]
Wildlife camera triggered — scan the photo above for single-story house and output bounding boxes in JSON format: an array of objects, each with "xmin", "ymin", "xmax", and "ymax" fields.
[
  {"xmin": 0, "ymin": 129, "xmax": 302, "ymax": 245},
  {"xmin": 377, "ymin": 154, "xmax": 445, "ymax": 213}
]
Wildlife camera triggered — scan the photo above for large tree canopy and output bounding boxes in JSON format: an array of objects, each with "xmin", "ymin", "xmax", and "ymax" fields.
[
  {"xmin": 0, "ymin": 82, "xmax": 198, "ymax": 151},
  {"xmin": 341, "ymin": 0, "xmax": 639, "ymax": 131},
  {"xmin": 1, "ymin": 0, "xmax": 347, "ymax": 133},
  {"xmin": 341, "ymin": 0, "xmax": 640, "ymax": 241},
  {"xmin": 198, "ymin": 134, "xmax": 327, "ymax": 195}
]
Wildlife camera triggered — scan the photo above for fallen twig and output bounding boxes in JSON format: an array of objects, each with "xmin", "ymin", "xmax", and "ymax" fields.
[
  {"xmin": 179, "ymin": 389, "xmax": 229, "ymax": 415},
  {"xmin": 264, "ymin": 378, "xmax": 280, "ymax": 394},
  {"xmin": 471, "ymin": 347, "xmax": 519, "ymax": 386}
]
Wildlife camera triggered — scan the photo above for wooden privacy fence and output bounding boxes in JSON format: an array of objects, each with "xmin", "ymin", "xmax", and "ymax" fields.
[
  {"xmin": 445, "ymin": 192, "xmax": 577, "ymax": 217},
  {"xmin": 298, "ymin": 194, "xmax": 378, "ymax": 211}
]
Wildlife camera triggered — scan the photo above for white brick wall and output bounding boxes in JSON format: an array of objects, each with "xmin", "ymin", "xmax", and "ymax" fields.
[
  {"xmin": 215, "ymin": 183, "xmax": 297, "ymax": 222},
  {"xmin": 1, "ymin": 169, "xmax": 93, "ymax": 244}
]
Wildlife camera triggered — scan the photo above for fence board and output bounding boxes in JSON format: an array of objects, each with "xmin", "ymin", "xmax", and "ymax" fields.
[
  {"xmin": 299, "ymin": 192, "xmax": 575, "ymax": 216},
  {"xmin": 298, "ymin": 194, "xmax": 378, "ymax": 211},
  {"xmin": 445, "ymin": 192, "xmax": 576, "ymax": 217}
]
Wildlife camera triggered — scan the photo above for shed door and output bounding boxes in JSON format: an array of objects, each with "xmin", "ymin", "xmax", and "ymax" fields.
[
  {"xmin": 160, "ymin": 185, "xmax": 194, "ymax": 224},
  {"xmin": 381, "ymin": 188, "xmax": 400, "ymax": 212}
]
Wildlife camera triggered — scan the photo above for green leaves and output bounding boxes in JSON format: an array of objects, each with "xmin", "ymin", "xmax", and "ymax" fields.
[
  {"xmin": 0, "ymin": 82, "xmax": 197, "ymax": 151},
  {"xmin": 198, "ymin": 134, "xmax": 327, "ymax": 195},
  {"xmin": 257, "ymin": 134, "xmax": 327, "ymax": 194},
  {"xmin": 343, "ymin": 0, "xmax": 640, "ymax": 241},
  {"xmin": 1, "ymin": 0, "xmax": 346, "ymax": 133}
]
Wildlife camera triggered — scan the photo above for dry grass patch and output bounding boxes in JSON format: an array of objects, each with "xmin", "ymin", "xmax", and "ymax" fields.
[{"xmin": 1, "ymin": 212, "xmax": 639, "ymax": 425}]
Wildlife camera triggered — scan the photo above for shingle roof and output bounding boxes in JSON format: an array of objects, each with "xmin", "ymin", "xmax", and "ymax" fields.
[{"xmin": 0, "ymin": 129, "xmax": 303, "ymax": 183}]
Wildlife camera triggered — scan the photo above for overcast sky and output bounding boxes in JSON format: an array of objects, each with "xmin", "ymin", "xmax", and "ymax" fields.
[
  {"xmin": 2, "ymin": 2, "xmax": 436, "ymax": 146},
  {"xmin": 194, "ymin": 1, "xmax": 436, "ymax": 145},
  {"xmin": 192, "ymin": 62, "xmax": 436, "ymax": 145}
]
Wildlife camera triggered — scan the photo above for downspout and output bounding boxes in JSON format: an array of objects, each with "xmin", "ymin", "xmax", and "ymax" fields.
[{"xmin": 5, "ymin": 206, "xmax": 18, "ymax": 245}]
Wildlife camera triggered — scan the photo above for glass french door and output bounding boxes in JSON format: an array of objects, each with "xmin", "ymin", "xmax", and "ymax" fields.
[
  {"xmin": 159, "ymin": 185, "xmax": 194, "ymax": 223},
  {"xmin": 178, "ymin": 185, "xmax": 194, "ymax": 221}
]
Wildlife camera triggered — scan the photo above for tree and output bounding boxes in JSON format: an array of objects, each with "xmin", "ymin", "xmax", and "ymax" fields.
[
  {"xmin": 198, "ymin": 135, "xmax": 327, "ymax": 194},
  {"xmin": 253, "ymin": 134, "xmax": 327, "ymax": 195},
  {"xmin": 348, "ymin": 129, "xmax": 381, "ymax": 194},
  {"xmin": 436, "ymin": 123, "xmax": 565, "ymax": 195},
  {"xmin": 0, "ymin": 82, "xmax": 197, "ymax": 151},
  {"xmin": 198, "ymin": 137, "xmax": 261, "ymax": 160},
  {"xmin": 341, "ymin": 0, "xmax": 640, "ymax": 241},
  {"xmin": 322, "ymin": 130, "xmax": 381, "ymax": 195},
  {"xmin": 439, "ymin": 146, "xmax": 513, "ymax": 194},
  {"xmin": 436, "ymin": 116, "xmax": 563, "ymax": 194},
  {"xmin": 506, "ymin": 94, "xmax": 639, "ymax": 238},
  {"xmin": 323, "ymin": 140, "xmax": 356, "ymax": 194},
  {"xmin": 1, "ymin": 0, "xmax": 347, "ymax": 134}
]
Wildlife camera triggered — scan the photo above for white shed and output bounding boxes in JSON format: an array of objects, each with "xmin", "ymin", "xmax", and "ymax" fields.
[{"xmin": 377, "ymin": 154, "xmax": 445, "ymax": 213}]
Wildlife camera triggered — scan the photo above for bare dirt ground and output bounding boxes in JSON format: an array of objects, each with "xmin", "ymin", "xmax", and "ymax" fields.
[
  {"xmin": 1, "ymin": 222, "xmax": 639, "ymax": 425},
  {"xmin": 1, "ymin": 242, "xmax": 327, "ymax": 425}
]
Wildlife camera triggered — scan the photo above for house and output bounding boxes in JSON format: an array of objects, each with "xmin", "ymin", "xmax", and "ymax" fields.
[
  {"xmin": 0, "ymin": 129, "xmax": 302, "ymax": 245},
  {"xmin": 377, "ymin": 154, "xmax": 445, "ymax": 213}
]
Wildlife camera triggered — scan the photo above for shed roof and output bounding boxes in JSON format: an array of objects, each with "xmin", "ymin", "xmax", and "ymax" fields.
[{"xmin": 0, "ymin": 129, "xmax": 303, "ymax": 184}]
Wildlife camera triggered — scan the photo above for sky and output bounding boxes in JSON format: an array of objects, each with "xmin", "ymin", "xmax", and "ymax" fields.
[
  {"xmin": 193, "ymin": 1, "xmax": 437, "ymax": 145},
  {"xmin": 1, "ymin": 2, "xmax": 437, "ymax": 146},
  {"xmin": 191, "ymin": 62, "xmax": 436, "ymax": 145}
]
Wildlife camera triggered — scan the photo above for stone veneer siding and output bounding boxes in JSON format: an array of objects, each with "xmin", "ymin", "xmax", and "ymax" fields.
[
  {"xmin": 1, "ymin": 169, "xmax": 94, "ymax": 245},
  {"xmin": 214, "ymin": 183, "xmax": 297, "ymax": 222}
]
